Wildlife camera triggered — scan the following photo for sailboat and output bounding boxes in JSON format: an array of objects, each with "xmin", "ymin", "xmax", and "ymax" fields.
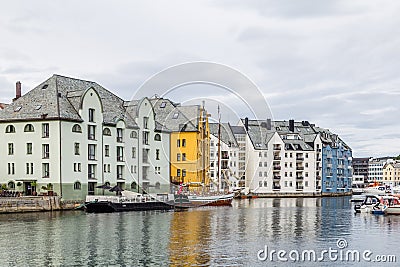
[{"xmin": 173, "ymin": 105, "xmax": 234, "ymax": 208}]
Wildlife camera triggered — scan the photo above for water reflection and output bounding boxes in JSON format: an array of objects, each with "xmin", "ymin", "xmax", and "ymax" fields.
[{"xmin": 0, "ymin": 198, "xmax": 399, "ymax": 266}]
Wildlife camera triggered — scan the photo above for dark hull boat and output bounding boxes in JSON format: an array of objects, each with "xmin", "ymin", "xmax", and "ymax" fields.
[{"xmin": 85, "ymin": 192, "xmax": 175, "ymax": 213}]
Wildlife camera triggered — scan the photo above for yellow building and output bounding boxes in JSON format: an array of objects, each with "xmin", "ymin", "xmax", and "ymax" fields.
[
  {"xmin": 383, "ymin": 162, "xmax": 400, "ymax": 186},
  {"xmin": 151, "ymin": 98, "xmax": 210, "ymax": 190}
]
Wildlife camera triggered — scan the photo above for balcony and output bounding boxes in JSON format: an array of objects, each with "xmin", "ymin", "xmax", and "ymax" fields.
[
  {"xmin": 117, "ymin": 156, "xmax": 124, "ymax": 162},
  {"xmin": 296, "ymin": 156, "xmax": 304, "ymax": 161},
  {"xmin": 316, "ymin": 186, "xmax": 322, "ymax": 190},
  {"xmin": 316, "ymin": 176, "xmax": 321, "ymax": 180},
  {"xmin": 327, "ymin": 172, "xmax": 333, "ymax": 177},
  {"xmin": 274, "ymin": 156, "xmax": 281, "ymax": 161},
  {"xmin": 296, "ymin": 176, "xmax": 304, "ymax": 180},
  {"xmin": 273, "ymin": 166, "xmax": 281, "ymax": 170},
  {"xmin": 171, "ymin": 176, "xmax": 184, "ymax": 184},
  {"xmin": 327, "ymin": 154, "xmax": 332, "ymax": 158},
  {"xmin": 296, "ymin": 166, "xmax": 304, "ymax": 170},
  {"xmin": 117, "ymin": 137, "xmax": 123, "ymax": 143},
  {"xmin": 296, "ymin": 186, "xmax": 304, "ymax": 191},
  {"xmin": 273, "ymin": 186, "xmax": 281, "ymax": 190},
  {"xmin": 273, "ymin": 176, "xmax": 281, "ymax": 180},
  {"xmin": 327, "ymin": 163, "xmax": 332, "ymax": 168},
  {"xmin": 338, "ymin": 164, "xmax": 344, "ymax": 169}
]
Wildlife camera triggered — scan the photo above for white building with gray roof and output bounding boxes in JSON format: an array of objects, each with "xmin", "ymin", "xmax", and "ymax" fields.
[{"xmin": 0, "ymin": 75, "xmax": 171, "ymax": 200}]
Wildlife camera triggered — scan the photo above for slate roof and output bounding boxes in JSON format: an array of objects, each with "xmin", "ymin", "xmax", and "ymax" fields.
[
  {"xmin": 150, "ymin": 98, "xmax": 198, "ymax": 132},
  {"xmin": 231, "ymin": 125, "xmax": 246, "ymax": 135},
  {"xmin": 0, "ymin": 74, "xmax": 138, "ymax": 128},
  {"xmin": 209, "ymin": 122, "xmax": 238, "ymax": 147}
]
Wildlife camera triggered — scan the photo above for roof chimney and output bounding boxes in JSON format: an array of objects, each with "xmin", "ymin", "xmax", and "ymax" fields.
[
  {"xmin": 15, "ymin": 81, "xmax": 21, "ymax": 100},
  {"xmin": 266, "ymin": 118, "xmax": 272, "ymax": 130},
  {"xmin": 244, "ymin": 117, "xmax": 249, "ymax": 131},
  {"xmin": 289, "ymin": 119, "xmax": 295, "ymax": 132}
]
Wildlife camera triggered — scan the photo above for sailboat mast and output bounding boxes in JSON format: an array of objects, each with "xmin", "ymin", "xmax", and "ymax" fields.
[{"xmin": 217, "ymin": 105, "xmax": 221, "ymax": 193}]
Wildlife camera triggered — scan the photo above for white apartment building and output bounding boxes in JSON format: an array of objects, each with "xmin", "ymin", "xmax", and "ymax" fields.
[
  {"xmin": 209, "ymin": 123, "xmax": 239, "ymax": 191},
  {"xmin": 239, "ymin": 119, "xmax": 323, "ymax": 194},
  {"xmin": 0, "ymin": 75, "xmax": 171, "ymax": 200},
  {"xmin": 369, "ymin": 157, "xmax": 394, "ymax": 184}
]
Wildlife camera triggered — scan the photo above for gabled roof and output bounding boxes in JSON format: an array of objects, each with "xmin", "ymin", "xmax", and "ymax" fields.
[
  {"xmin": 150, "ymin": 98, "xmax": 198, "ymax": 132},
  {"xmin": 209, "ymin": 122, "xmax": 238, "ymax": 147},
  {"xmin": 0, "ymin": 74, "xmax": 138, "ymax": 128}
]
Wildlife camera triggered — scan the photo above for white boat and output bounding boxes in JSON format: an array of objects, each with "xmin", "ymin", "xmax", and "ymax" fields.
[
  {"xmin": 363, "ymin": 186, "xmax": 388, "ymax": 195},
  {"xmin": 354, "ymin": 195, "xmax": 400, "ymax": 215}
]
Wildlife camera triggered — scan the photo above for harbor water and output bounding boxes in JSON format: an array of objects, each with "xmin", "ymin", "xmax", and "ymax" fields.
[{"xmin": 0, "ymin": 197, "xmax": 399, "ymax": 266}]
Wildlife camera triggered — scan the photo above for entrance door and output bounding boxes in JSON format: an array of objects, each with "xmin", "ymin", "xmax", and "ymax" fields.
[
  {"xmin": 24, "ymin": 182, "xmax": 32, "ymax": 195},
  {"xmin": 88, "ymin": 182, "xmax": 96, "ymax": 195}
]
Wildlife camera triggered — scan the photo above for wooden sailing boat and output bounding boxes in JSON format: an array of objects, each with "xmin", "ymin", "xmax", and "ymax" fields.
[{"xmin": 174, "ymin": 104, "xmax": 234, "ymax": 207}]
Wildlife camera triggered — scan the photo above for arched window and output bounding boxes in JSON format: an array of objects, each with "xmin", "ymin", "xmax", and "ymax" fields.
[
  {"xmin": 72, "ymin": 124, "xmax": 82, "ymax": 133},
  {"xmin": 5, "ymin": 125, "xmax": 15, "ymax": 133},
  {"xmin": 155, "ymin": 182, "xmax": 160, "ymax": 190},
  {"xmin": 24, "ymin": 124, "xmax": 35, "ymax": 132},
  {"xmin": 73, "ymin": 181, "xmax": 81, "ymax": 190},
  {"xmin": 130, "ymin": 131, "xmax": 137, "ymax": 138},
  {"xmin": 8, "ymin": 181, "xmax": 15, "ymax": 190},
  {"xmin": 103, "ymin": 128, "xmax": 111, "ymax": 136},
  {"xmin": 105, "ymin": 181, "xmax": 110, "ymax": 187},
  {"xmin": 131, "ymin": 181, "xmax": 137, "ymax": 190},
  {"xmin": 154, "ymin": 134, "xmax": 161, "ymax": 141}
]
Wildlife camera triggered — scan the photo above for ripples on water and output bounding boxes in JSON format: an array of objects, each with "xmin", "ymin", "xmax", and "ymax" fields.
[{"xmin": 0, "ymin": 197, "xmax": 399, "ymax": 266}]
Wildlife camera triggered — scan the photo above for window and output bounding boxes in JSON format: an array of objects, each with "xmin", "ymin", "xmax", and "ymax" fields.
[
  {"xmin": 26, "ymin": 163, "xmax": 33, "ymax": 175},
  {"xmin": 259, "ymin": 181, "xmax": 263, "ymax": 187},
  {"xmin": 88, "ymin": 125, "xmax": 96, "ymax": 140},
  {"xmin": 8, "ymin": 143, "xmax": 14, "ymax": 155},
  {"xmin": 143, "ymin": 117, "xmax": 149, "ymax": 129},
  {"xmin": 154, "ymin": 134, "xmax": 161, "ymax": 141},
  {"xmin": 182, "ymin": 169, "xmax": 186, "ymax": 177},
  {"xmin": 5, "ymin": 125, "xmax": 15, "ymax": 133},
  {"xmin": 8, "ymin": 181, "xmax": 15, "ymax": 190},
  {"xmin": 142, "ymin": 149, "xmax": 149, "ymax": 163},
  {"xmin": 305, "ymin": 163, "xmax": 308, "ymax": 168},
  {"xmin": 42, "ymin": 123, "xmax": 49, "ymax": 138},
  {"xmin": 259, "ymin": 152, "xmax": 262, "ymax": 157},
  {"xmin": 177, "ymin": 169, "xmax": 181, "ymax": 177},
  {"xmin": 103, "ymin": 128, "xmax": 111, "ymax": 136},
  {"xmin": 264, "ymin": 162, "xmax": 267, "ymax": 167},
  {"xmin": 117, "ymin": 165, "xmax": 124, "ymax": 179},
  {"xmin": 172, "ymin": 113, "xmax": 179, "ymax": 119},
  {"xmin": 8, "ymin": 163, "xmax": 15, "ymax": 175},
  {"xmin": 160, "ymin": 101, "xmax": 167, "ymax": 108},
  {"xmin": 155, "ymin": 182, "xmax": 161, "ymax": 189},
  {"xmin": 27, "ymin": 143, "xmax": 32, "ymax": 155},
  {"xmin": 74, "ymin": 143, "xmax": 80, "ymax": 155},
  {"xmin": 117, "ymin": 146, "xmax": 124, "ymax": 162},
  {"xmin": 182, "ymin": 153, "xmax": 186, "ymax": 161},
  {"xmin": 155, "ymin": 166, "xmax": 161, "ymax": 174},
  {"xmin": 182, "ymin": 139, "xmax": 186, "ymax": 147},
  {"xmin": 105, "ymin": 145, "xmax": 110, "ymax": 157},
  {"xmin": 264, "ymin": 181, "xmax": 267, "ymax": 187},
  {"xmin": 117, "ymin": 128, "xmax": 123, "ymax": 142},
  {"xmin": 132, "ymin": 147, "xmax": 136, "ymax": 158},
  {"xmin": 74, "ymin": 181, "xmax": 81, "ymax": 190},
  {"xmin": 264, "ymin": 152, "xmax": 267, "ymax": 157},
  {"xmin": 89, "ymin": 108, "xmax": 95, "ymax": 122},
  {"xmin": 156, "ymin": 149, "xmax": 160, "ymax": 160},
  {"xmin": 130, "ymin": 131, "xmax": 137, "ymax": 138},
  {"xmin": 264, "ymin": 172, "xmax": 267, "ymax": 177},
  {"xmin": 42, "ymin": 144, "xmax": 50, "ymax": 159},
  {"xmin": 259, "ymin": 162, "xmax": 262, "ymax": 167},
  {"xmin": 42, "ymin": 163, "xmax": 50, "ymax": 178},
  {"xmin": 88, "ymin": 164, "xmax": 96, "ymax": 179},
  {"xmin": 259, "ymin": 172, "xmax": 262, "ymax": 177},
  {"xmin": 177, "ymin": 153, "xmax": 181, "ymax": 161},
  {"xmin": 88, "ymin": 144, "xmax": 96, "ymax": 160},
  {"xmin": 177, "ymin": 139, "xmax": 181, "ymax": 147},
  {"xmin": 24, "ymin": 124, "xmax": 34, "ymax": 132},
  {"xmin": 72, "ymin": 124, "xmax": 82, "ymax": 133},
  {"xmin": 131, "ymin": 182, "xmax": 137, "ymax": 190},
  {"xmin": 74, "ymin": 163, "xmax": 81, "ymax": 172},
  {"xmin": 143, "ymin": 131, "xmax": 149, "ymax": 145}
]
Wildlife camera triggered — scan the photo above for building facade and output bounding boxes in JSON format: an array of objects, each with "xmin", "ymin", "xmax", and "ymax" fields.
[
  {"xmin": 368, "ymin": 157, "xmax": 394, "ymax": 184},
  {"xmin": 382, "ymin": 162, "xmax": 400, "ymax": 186},
  {"xmin": 352, "ymin": 157, "xmax": 370, "ymax": 183}
]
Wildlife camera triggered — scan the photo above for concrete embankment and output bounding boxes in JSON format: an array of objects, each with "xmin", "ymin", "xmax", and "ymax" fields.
[
  {"xmin": 240, "ymin": 192, "xmax": 352, "ymax": 198},
  {"xmin": 0, "ymin": 196, "xmax": 83, "ymax": 213}
]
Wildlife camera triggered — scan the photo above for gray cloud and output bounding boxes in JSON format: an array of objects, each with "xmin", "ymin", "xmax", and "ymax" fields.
[{"xmin": 0, "ymin": 1, "xmax": 399, "ymax": 157}]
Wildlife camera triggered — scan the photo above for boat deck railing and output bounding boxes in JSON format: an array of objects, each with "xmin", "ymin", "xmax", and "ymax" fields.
[{"xmin": 86, "ymin": 194, "xmax": 173, "ymax": 204}]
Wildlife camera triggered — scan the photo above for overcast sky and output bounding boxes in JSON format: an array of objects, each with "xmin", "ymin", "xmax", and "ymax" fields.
[{"xmin": 0, "ymin": 0, "xmax": 399, "ymax": 157}]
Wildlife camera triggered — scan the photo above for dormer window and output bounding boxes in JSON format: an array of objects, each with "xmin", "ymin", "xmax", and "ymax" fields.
[
  {"xmin": 160, "ymin": 102, "xmax": 167, "ymax": 108},
  {"xmin": 154, "ymin": 134, "xmax": 161, "ymax": 141},
  {"xmin": 130, "ymin": 131, "xmax": 137, "ymax": 138},
  {"xmin": 172, "ymin": 113, "xmax": 179, "ymax": 119},
  {"xmin": 14, "ymin": 106, "xmax": 22, "ymax": 112}
]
